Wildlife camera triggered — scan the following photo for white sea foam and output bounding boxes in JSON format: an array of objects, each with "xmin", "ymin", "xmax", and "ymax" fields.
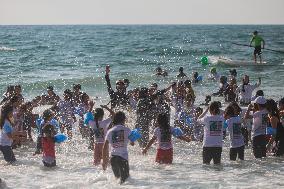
[
  {"xmin": 1, "ymin": 106, "xmax": 284, "ymax": 189},
  {"xmin": 0, "ymin": 46, "xmax": 16, "ymax": 51}
]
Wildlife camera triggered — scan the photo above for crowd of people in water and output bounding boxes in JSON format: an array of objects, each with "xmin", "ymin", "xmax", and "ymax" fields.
[{"xmin": 1, "ymin": 65, "xmax": 284, "ymax": 184}]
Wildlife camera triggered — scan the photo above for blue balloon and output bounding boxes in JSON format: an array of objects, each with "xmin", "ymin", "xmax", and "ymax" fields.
[
  {"xmin": 54, "ymin": 133, "xmax": 68, "ymax": 143},
  {"xmin": 50, "ymin": 118, "xmax": 60, "ymax": 129},
  {"xmin": 128, "ymin": 128, "xmax": 142, "ymax": 142},
  {"xmin": 36, "ymin": 118, "xmax": 44, "ymax": 128},
  {"xmin": 84, "ymin": 112, "xmax": 94, "ymax": 125},
  {"xmin": 172, "ymin": 127, "xmax": 184, "ymax": 137},
  {"xmin": 197, "ymin": 75, "xmax": 203, "ymax": 81},
  {"xmin": 266, "ymin": 127, "xmax": 276, "ymax": 135}
]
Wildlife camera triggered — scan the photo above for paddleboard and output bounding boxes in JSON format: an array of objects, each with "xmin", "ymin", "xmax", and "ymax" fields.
[{"xmin": 217, "ymin": 57, "xmax": 268, "ymax": 66}]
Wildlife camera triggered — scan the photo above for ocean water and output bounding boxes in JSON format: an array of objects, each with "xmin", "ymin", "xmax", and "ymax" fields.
[{"xmin": 0, "ymin": 25, "xmax": 284, "ymax": 188}]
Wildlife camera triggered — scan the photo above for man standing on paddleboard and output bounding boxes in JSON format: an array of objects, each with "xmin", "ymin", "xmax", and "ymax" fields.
[{"xmin": 250, "ymin": 31, "xmax": 265, "ymax": 64}]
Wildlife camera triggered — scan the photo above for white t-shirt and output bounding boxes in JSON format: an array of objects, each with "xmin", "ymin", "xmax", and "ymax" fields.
[
  {"xmin": 89, "ymin": 118, "xmax": 112, "ymax": 143},
  {"xmin": 105, "ymin": 125, "xmax": 131, "ymax": 160},
  {"xmin": 252, "ymin": 109, "xmax": 268, "ymax": 138},
  {"xmin": 237, "ymin": 83, "xmax": 259, "ymax": 104},
  {"xmin": 57, "ymin": 100, "xmax": 74, "ymax": 125},
  {"xmin": 198, "ymin": 115, "xmax": 224, "ymax": 147},
  {"xmin": 154, "ymin": 127, "xmax": 174, "ymax": 150},
  {"xmin": 226, "ymin": 116, "xmax": 245, "ymax": 148},
  {"xmin": 0, "ymin": 120, "xmax": 13, "ymax": 146}
]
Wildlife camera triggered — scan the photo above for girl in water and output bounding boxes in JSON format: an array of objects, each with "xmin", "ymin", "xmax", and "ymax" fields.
[
  {"xmin": 89, "ymin": 105, "xmax": 114, "ymax": 165},
  {"xmin": 142, "ymin": 113, "xmax": 191, "ymax": 164},
  {"xmin": 0, "ymin": 105, "xmax": 17, "ymax": 163},
  {"xmin": 224, "ymin": 104, "xmax": 245, "ymax": 160},
  {"xmin": 198, "ymin": 101, "xmax": 224, "ymax": 164},
  {"xmin": 57, "ymin": 89, "xmax": 76, "ymax": 139},
  {"xmin": 245, "ymin": 96, "xmax": 268, "ymax": 158}
]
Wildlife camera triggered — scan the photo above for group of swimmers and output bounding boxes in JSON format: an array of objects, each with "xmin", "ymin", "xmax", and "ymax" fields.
[{"xmin": 1, "ymin": 65, "xmax": 284, "ymax": 184}]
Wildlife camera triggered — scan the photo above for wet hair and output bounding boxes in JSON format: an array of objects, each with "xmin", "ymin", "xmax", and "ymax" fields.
[
  {"xmin": 47, "ymin": 86, "xmax": 54, "ymax": 91},
  {"xmin": 179, "ymin": 67, "xmax": 184, "ymax": 72},
  {"xmin": 184, "ymin": 80, "xmax": 192, "ymax": 87},
  {"xmin": 229, "ymin": 69, "xmax": 237, "ymax": 77},
  {"xmin": 113, "ymin": 111, "xmax": 126, "ymax": 125},
  {"xmin": 0, "ymin": 105, "xmax": 13, "ymax": 129},
  {"xmin": 73, "ymin": 84, "xmax": 81, "ymax": 90},
  {"xmin": 253, "ymin": 31, "xmax": 258, "ymax": 35},
  {"xmin": 266, "ymin": 99, "xmax": 279, "ymax": 118},
  {"xmin": 80, "ymin": 92, "xmax": 89, "ymax": 102},
  {"xmin": 195, "ymin": 107, "xmax": 203, "ymax": 115},
  {"xmin": 42, "ymin": 109, "xmax": 53, "ymax": 122},
  {"xmin": 255, "ymin": 90, "xmax": 264, "ymax": 97},
  {"xmin": 209, "ymin": 101, "xmax": 221, "ymax": 115},
  {"xmin": 157, "ymin": 113, "xmax": 171, "ymax": 139},
  {"xmin": 139, "ymin": 87, "xmax": 148, "ymax": 99},
  {"xmin": 94, "ymin": 108, "xmax": 105, "ymax": 129},
  {"xmin": 123, "ymin": 79, "xmax": 130, "ymax": 84},
  {"xmin": 224, "ymin": 105, "xmax": 236, "ymax": 118},
  {"xmin": 230, "ymin": 102, "xmax": 242, "ymax": 115},
  {"xmin": 63, "ymin": 89, "xmax": 72, "ymax": 99}
]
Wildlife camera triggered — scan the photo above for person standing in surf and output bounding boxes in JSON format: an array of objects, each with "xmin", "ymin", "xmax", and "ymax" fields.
[{"xmin": 250, "ymin": 31, "xmax": 265, "ymax": 64}]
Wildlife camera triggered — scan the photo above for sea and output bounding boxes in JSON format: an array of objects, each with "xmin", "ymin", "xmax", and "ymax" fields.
[{"xmin": 0, "ymin": 25, "xmax": 284, "ymax": 188}]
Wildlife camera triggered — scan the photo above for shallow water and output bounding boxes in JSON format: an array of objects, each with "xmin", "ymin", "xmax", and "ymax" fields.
[
  {"xmin": 1, "ymin": 127, "xmax": 284, "ymax": 189},
  {"xmin": 1, "ymin": 25, "xmax": 284, "ymax": 188}
]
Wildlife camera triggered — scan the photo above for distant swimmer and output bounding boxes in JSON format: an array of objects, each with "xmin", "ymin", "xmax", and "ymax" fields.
[
  {"xmin": 177, "ymin": 67, "xmax": 187, "ymax": 79},
  {"xmin": 250, "ymin": 31, "xmax": 265, "ymax": 64},
  {"xmin": 155, "ymin": 67, "xmax": 168, "ymax": 77}
]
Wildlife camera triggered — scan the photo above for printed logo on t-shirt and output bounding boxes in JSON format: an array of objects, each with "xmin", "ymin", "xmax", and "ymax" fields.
[
  {"xmin": 209, "ymin": 121, "xmax": 222, "ymax": 136},
  {"xmin": 111, "ymin": 130, "xmax": 124, "ymax": 148},
  {"xmin": 232, "ymin": 123, "xmax": 242, "ymax": 138}
]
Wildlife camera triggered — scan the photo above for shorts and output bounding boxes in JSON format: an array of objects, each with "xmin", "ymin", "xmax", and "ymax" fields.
[
  {"xmin": 254, "ymin": 46, "xmax": 262, "ymax": 55},
  {"xmin": 156, "ymin": 148, "xmax": 173, "ymax": 164},
  {"xmin": 110, "ymin": 155, "xmax": 129, "ymax": 184},
  {"xmin": 252, "ymin": 135, "xmax": 266, "ymax": 158},
  {"xmin": 0, "ymin": 145, "xmax": 16, "ymax": 163},
  {"xmin": 93, "ymin": 143, "xmax": 104, "ymax": 165},
  {"xmin": 230, "ymin": 145, "xmax": 245, "ymax": 160},
  {"xmin": 203, "ymin": 147, "xmax": 222, "ymax": 164}
]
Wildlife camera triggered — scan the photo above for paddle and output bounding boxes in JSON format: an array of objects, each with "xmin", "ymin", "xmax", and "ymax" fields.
[{"xmin": 232, "ymin": 42, "xmax": 284, "ymax": 54}]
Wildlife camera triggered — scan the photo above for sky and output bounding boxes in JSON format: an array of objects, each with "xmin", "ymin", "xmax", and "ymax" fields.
[{"xmin": 0, "ymin": 0, "xmax": 284, "ymax": 25}]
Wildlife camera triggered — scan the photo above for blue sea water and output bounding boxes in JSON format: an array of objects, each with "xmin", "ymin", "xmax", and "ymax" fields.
[
  {"xmin": 0, "ymin": 25, "xmax": 283, "ymax": 102},
  {"xmin": 1, "ymin": 25, "xmax": 284, "ymax": 189}
]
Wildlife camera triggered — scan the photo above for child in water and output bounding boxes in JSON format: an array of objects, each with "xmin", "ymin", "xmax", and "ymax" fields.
[
  {"xmin": 245, "ymin": 96, "xmax": 268, "ymax": 158},
  {"xmin": 198, "ymin": 101, "xmax": 224, "ymax": 164},
  {"xmin": 42, "ymin": 124, "xmax": 56, "ymax": 167},
  {"xmin": 102, "ymin": 111, "xmax": 134, "ymax": 184},
  {"xmin": 142, "ymin": 113, "xmax": 191, "ymax": 164},
  {"xmin": 89, "ymin": 105, "xmax": 114, "ymax": 166},
  {"xmin": 0, "ymin": 105, "xmax": 17, "ymax": 163},
  {"xmin": 236, "ymin": 75, "xmax": 261, "ymax": 105},
  {"xmin": 57, "ymin": 89, "xmax": 76, "ymax": 139},
  {"xmin": 224, "ymin": 104, "xmax": 245, "ymax": 160}
]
